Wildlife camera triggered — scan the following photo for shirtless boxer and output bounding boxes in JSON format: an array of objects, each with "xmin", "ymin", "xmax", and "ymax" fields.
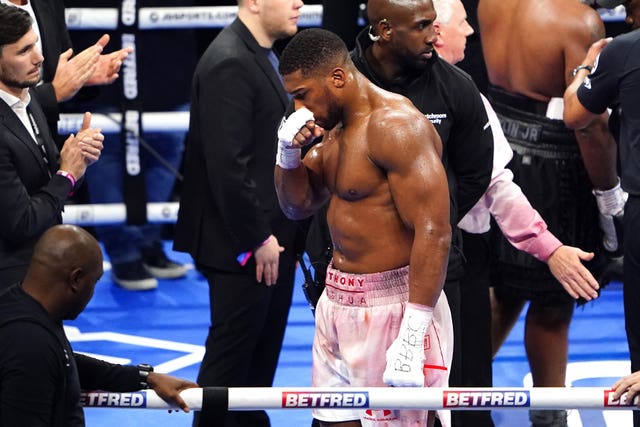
[
  {"xmin": 477, "ymin": 1, "xmax": 624, "ymax": 425},
  {"xmin": 275, "ymin": 28, "xmax": 453, "ymax": 427}
]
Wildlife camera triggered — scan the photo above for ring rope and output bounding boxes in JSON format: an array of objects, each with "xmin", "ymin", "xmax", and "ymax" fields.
[
  {"xmin": 65, "ymin": 5, "xmax": 323, "ymax": 30},
  {"xmin": 58, "ymin": 112, "xmax": 188, "ymax": 134},
  {"xmin": 63, "ymin": 202, "xmax": 179, "ymax": 225},
  {"xmin": 80, "ymin": 387, "xmax": 640, "ymax": 411},
  {"xmin": 64, "ymin": 4, "xmax": 624, "ymax": 30}
]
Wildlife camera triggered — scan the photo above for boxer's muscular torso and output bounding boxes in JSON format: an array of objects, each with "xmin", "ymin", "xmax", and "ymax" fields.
[
  {"xmin": 311, "ymin": 97, "xmax": 446, "ymax": 276},
  {"xmin": 478, "ymin": 0, "xmax": 605, "ymax": 100}
]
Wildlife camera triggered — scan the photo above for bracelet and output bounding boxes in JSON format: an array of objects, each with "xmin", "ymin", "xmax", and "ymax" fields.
[
  {"xmin": 56, "ymin": 170, "xmax": 76, "ymax": 196},
  {"xmin": 571, "ymin": 64, "xmax": 593, "ymax": 77}
]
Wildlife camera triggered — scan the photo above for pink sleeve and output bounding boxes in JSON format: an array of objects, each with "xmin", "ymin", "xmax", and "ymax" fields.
[
  {"xmin": 479, "ymin": 95, "xmax": 563, "ymax": 262},
  {"xmin": 487, "ymin": 167, "xmax": 562, "ymax": 262}
]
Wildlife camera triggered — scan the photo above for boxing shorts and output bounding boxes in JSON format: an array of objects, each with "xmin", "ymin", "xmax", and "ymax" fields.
[{"xmin": 312, "ymin": 262, "xmax": 453, "ymax": 427}]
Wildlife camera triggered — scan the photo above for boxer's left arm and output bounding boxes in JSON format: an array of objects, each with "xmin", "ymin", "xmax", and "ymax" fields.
[{"xmin": 375, "ymin": 113, "xmax": 451, "ymax": 387}]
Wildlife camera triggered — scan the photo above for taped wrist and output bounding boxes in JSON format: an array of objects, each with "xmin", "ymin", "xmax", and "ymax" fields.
[
  {"xmin": 593, "ymin": 178, "xmax": 626, "ymax": 216},
  {"xmin": 276, "ymin": 138, "xmax": 302, "ymax": 169},
  {"xmin": 383, "ymin": 302, "xmax": 433, "ymax": 386},
  {"xmin": 275, "ymin": 108, "xmax": 314, "ymax": 170},
  {"xmin": 398, "ymin": 303, "xmax": 433, "ymax": 349}
]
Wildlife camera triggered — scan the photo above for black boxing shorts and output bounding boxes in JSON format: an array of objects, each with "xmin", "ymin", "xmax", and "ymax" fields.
[{"xmin": 486, "ymin": 86, "xmax": 600, "ymax": 306}]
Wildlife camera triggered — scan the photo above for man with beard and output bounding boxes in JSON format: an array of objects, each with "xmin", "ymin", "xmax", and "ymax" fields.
[
  {"xmin": 0, "ymin": 4, "xmax": 104, "ymax": 288},
  {"xmin": 276, "ymin": 27, "xmax": 453, "ymax": 427},
  {"xmin": 0, "ymin": 0, "xmax": 131, "ymax": 139},
  {"xmin": 303, "ymin": 3, "xmax": 493, "ymax": 424}
]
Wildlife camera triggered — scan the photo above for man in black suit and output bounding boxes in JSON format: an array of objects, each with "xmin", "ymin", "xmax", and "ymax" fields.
[
  {"xmin": 173, "ymin": 0, "xmax": 305, "ymax": 426},
  {"xmin": 1, "ymin": 0, "xmax": 131, "ymax": 137},
  {"xmin": 0, "ymin": 4, "xmax": 104, "ymax": 288}
]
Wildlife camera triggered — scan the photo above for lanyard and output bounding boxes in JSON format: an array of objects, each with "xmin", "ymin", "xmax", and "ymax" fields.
[{"xmin": 27, "ymin": 109, "xmax": 51, "ymax": 178}]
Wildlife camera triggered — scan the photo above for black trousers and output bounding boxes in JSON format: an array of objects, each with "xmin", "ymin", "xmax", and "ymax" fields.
[
  {"xmin": 193, "ymin": 253, "xmax": 296, "ymax": 427},
  {"xmin": 624, "ymin": 196, "xmax": 640, "ymax": 427},
  {"xmin": 449, "ymin": 231, "xmax": 495, "ymax": 427}
]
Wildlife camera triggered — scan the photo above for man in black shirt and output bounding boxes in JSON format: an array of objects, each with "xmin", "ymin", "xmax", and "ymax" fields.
[
  {"xmin": 565, "ymin": 4, "xmax": 640, "ymax": 425},
  {"xmin": 0, "ymin": 224, "xmax": 197, "ymax": 426}
]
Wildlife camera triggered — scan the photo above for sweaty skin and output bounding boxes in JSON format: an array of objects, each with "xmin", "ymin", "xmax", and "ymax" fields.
[
  {"xmin": 478, "ymin": 0, "xmax": 604, "ymax": 100},
  {"xmin": 478, "ymin": 0, "xmax": 616, "ymax": 191}
]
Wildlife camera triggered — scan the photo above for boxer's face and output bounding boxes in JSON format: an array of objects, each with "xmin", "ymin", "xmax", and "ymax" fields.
[
  {"xmin": 0, "ymin": 27, "xmax": 43, "ymax": 96},
  {"xmin": 284, "ymin": 69, "xmax": 342, "ymax": 131},
  {"xmin": 258, "ymin": 0, "xmax": 304, "ymax": 41},
  {"xmin": 434, "ymin": 0, "xmax": 474, "ymax": 64},
  {"xmin": 384, "ymin": 0, "xmax": 438, "ymax": 71}
]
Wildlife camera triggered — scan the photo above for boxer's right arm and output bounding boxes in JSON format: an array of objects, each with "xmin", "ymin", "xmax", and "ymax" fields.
[
  {"xmin": 275, "ymin": 109, "xmax": 330, "ymax": 220},
  {"xmin": 276, "ymin": 107, "xmax": 316, "ymax": 169}
]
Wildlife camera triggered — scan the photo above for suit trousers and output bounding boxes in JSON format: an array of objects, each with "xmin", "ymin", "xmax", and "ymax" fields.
[
  {"xmin": 623, "ymin": 196, "xmax": 640, "ymax": 427},
  {"xmin": 194, "ymin": 252, "xmax": 297, "ymax": 427},
  {"xmin": 451, "ymin": 231, "xmax": 495, "ymax": 427}
]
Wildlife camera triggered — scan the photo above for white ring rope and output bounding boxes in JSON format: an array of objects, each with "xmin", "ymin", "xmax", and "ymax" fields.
[
  {"xmin": 80, "ymin": 387, "xmax": 640, "ymax": 411},
  {"xmin": 63, "ymin": 202, "xmax": 179, "ymax": 225},
  {"xmin": 64, "ymin": 4, "xmax": 624, "ymax": 30},
  {"xmin": 59, "ymin": 112, "xmax": 188, "ymax": 134},
  {"xmin": 65, "ymin": 5, "xmax": 324, "ymax": 30}
]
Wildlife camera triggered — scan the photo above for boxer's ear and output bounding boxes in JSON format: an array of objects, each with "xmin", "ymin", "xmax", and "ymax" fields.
[{"xmin": 331, "ymin": 68, "xmax": 346, "ymax": 88}]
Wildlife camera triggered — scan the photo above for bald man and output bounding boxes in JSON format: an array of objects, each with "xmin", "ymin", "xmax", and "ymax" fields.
[{"xmin": 0, "ymin": 224, "xmax": 197, "ymax": 426}]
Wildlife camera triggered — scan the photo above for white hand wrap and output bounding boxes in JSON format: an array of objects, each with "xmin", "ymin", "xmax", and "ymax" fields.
[
  {"xmin": 593, "ymin": 178, "xmax": 626, "ymax": 216},
  {"xmin": 275, "ymin": 108, "xmax": 314, "ymax": 170},
  {"xmin": 383, "ymin": 303, "xmax": 433, "ymax": 387},
  {"xmin": 593, "ymin": 178, "xmax": 627, "ymax": 252}
]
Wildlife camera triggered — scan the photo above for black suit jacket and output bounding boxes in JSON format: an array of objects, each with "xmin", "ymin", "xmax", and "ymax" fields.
[
  {"xmin": 0, "ymin": 93, "xmax": 72, "ymax": 287},
  {"xmin": 174, "ymin": 18, "xmax": 299, "ymax": 273},
  {"xmin": 28, "ymin": 0, "xmax": 73, "ymax": 134}
]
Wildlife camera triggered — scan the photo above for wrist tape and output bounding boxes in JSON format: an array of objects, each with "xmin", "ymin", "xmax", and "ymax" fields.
[
  {"xmin": 276, "ymin": 139, "xmax": 302, "ymax": 169},
  {"xmin": 593, "ymin": 178, "xmax": 626, "ymax": 216},
  {"xmin": 275, "ymin": 108, "xmax": 314, "ymax": 170}
]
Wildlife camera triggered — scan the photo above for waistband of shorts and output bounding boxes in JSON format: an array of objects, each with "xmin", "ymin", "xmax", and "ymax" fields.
[
  {"xmin": 324, "ymin": 263, "xmax": 409, "ymax": 307},
  {"xmin": 487, "ymin": 85, "xmax": 550, "ymax": 116},
  {"xmin": 487, "ymin": 87, "xmax": 577, "ymax": 149}
]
